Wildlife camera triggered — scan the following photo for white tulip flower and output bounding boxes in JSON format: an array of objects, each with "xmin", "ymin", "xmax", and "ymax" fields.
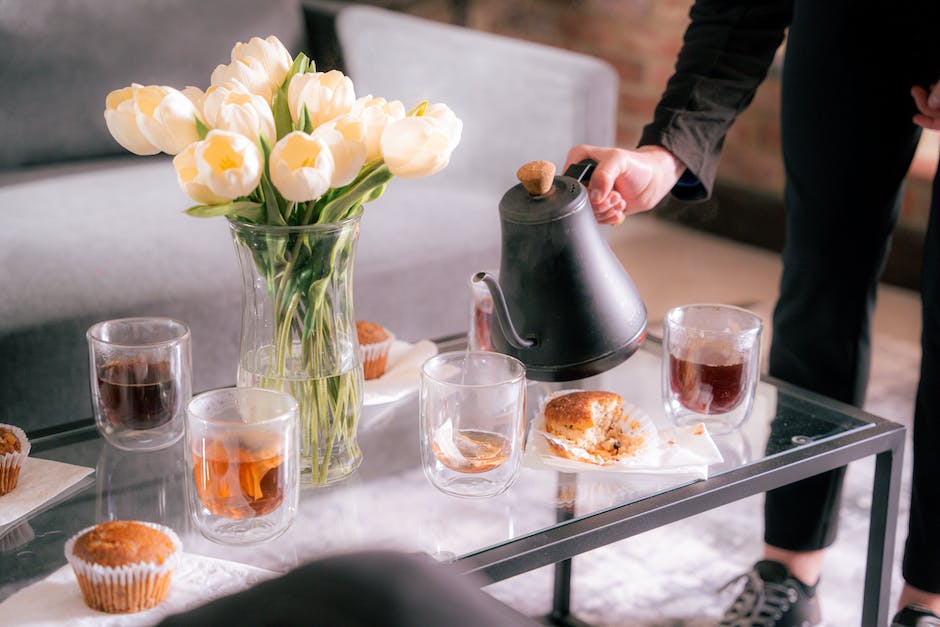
[
  {"xmin": 287, "ymin": 70, "xmax": 355, "ymax": 129},
  {"xmin": 269, "ymin": 131, "xmax": 334, "ymax": 202},
  {"xmin": 203, "ymin": 81, "xmax": 276, "ymax": 144},
  {"xmin": 380, "ymin": 103, "xmax": 463, "ymax": 179},
  {"xmin": 104, "ymin": 86, "xmax": 159, "ymax": 155},
  {"xmin": 231, "ymin": 36, "xmax": 292, "ymax": 90},
  {"xmin": 350, "ymin": 96, "xmax": 406, "ymax": 162},
  {"xmin": 211, "ymin": 55, "xmax": 276, "ymax": 103},
  {"xmin": 311, "ymin": 115, "xmax": 367, "ymax": 187},
  {"xmin": 132, "ymin": 84, "xmax": 203, "ymax": 155},
  {"xmin": 180, "ymin": 86, "xmax": 207, "ymax": 115},
  {"xmin": 194, "ymin": 130, "xmax": 264, "ymax": 200},
  {"xmin": 173, "ymin": 143, "xmax": 230, "ymax": 205}
]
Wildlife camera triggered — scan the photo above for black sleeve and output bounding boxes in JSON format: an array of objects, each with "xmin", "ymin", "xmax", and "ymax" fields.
[{"xmin": 639, "ymin": 0, "xmax": 794, "ymax": 200}]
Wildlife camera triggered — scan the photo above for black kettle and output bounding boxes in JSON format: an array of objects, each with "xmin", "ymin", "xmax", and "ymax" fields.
[{"xmin": 474, "ymin": 159, "xmax": 647, "ymax": 381}]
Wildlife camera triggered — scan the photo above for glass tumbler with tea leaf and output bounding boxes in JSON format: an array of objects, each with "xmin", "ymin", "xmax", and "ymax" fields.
[
  {"xmin": 662, "ymin": 304, "xmax": 763, "ymax": 435},
  {"xmin": 419, "ymin": 351, "xmax": 526, "ymax": 498},
  {"xmin": 186, "ymin": 387, "xmax": 299, "ymax": 545},
  {"xmin": 86, "ymin": 317, "xmax": 191, "ymax": 451}
]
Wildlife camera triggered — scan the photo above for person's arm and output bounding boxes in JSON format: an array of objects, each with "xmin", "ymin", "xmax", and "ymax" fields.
[{"xmin": 639, "ymin": 0, "xmax": 794, "ymax": 200}]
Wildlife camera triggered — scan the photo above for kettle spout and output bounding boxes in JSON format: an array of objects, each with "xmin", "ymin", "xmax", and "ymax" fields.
[{"xmin": 473, "ymin": 271, "xmax": 535, "ymax": 350}]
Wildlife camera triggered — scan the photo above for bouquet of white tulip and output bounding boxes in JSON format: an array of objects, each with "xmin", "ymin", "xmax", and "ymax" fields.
[
  {"xmin": 104, "ymin": 36, "xmax": 462, "ymax": 486},
  {"xmin": 104, "ymin": 35, "xmax": 461, "ymax": 223}
]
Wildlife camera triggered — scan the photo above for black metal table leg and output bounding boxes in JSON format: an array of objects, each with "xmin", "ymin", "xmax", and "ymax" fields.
[
  {"xmin": 545, "ymin": 473, "xmax": 594, "ymax": 626},
  {"xmin": 861, "ymin": 431, "xmax": 905, "ymax": 627}
]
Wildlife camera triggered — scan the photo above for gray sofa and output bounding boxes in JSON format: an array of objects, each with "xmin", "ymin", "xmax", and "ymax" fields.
[{"xmin": 0, "ymin": 0, "xmax": 617, "ymax": 433}]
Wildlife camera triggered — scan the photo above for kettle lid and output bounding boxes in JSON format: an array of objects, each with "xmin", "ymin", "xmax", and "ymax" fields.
[{"xmin": 499, "ymin": 160, "xmax": 588, "ymax": 225}]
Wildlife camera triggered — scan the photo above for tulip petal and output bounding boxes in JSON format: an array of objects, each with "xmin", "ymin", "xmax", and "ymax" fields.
[
  {"xmin": 194, "ymin": 130, "xmax": 263, "ymax": 199},
  {"xmin": 269, "ymin": 131, "xmax": 334, "ymax": 202}
]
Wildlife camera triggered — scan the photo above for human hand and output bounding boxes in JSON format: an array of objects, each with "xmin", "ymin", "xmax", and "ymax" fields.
[
  {"xmin": 564, "ymin": 145, "xmax": 685, "ymax": 225},
  {"xmin": 911, "ymin": 83, "xmax": 940, "ymax": 131}
]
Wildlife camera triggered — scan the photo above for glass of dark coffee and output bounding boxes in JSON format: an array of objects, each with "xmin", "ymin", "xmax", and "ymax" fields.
[
  {"xmin": 662, "ymin": 304, "xmax": 762, "ymax": 434},
  {"xmin": 87, "ymin": 318, "xmax": 191, "ymax": 450}
]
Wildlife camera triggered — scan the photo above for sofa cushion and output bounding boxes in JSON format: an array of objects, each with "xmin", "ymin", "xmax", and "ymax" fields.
[
  {"xmin": 0, "ymin": 0, "xmax": 307, "ymax": 170},
  {"xmin": 335, "ymin": 6, "xmax": 619, "ymax": 198},
  {"xmin": 0, "ymin": 157, "xmax": 242, "ymax": 432}
]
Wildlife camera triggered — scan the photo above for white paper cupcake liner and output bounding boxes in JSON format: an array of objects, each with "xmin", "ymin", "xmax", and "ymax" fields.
[
  {"xmin": 361, "ymin": 331, "xmax": 395, "ymax": 379},
  {"xmin": 65, "ymin": 521, "xmax": 182, "ymax": 613},
  {"xmin": 0, "ymin": 424, "xmax": 30, "ymax": 495}
]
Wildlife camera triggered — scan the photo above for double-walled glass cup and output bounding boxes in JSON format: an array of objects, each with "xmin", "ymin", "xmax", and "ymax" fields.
[
  {"xmin": 87, "ymin": 317, "xmax": 191, "ymax": 451},
  {"xmin": 662, "ymin": 304, "xmax": 762, "ymax": 434},
  {"xmin": 419, "ymin": 351, "xmax": 526, "ymax": 498},
  {"xmin": 186, "ymin": 387, "xmax": 299, "ymax": 545}
]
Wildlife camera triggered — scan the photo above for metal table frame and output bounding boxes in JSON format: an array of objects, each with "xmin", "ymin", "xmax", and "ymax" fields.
[{"xmin": 453, "ymin": 376, "xmax": 906, "ymax": 627}]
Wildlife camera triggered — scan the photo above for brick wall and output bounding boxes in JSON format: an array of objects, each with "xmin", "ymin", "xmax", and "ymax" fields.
[{"xmin": 377, "ymin": 0, "xmax": 935, "ymax": 238}]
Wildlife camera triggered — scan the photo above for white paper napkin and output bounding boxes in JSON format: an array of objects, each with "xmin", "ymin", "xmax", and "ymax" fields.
[
  {"xmin": 526, "ymin": 417, "xmax": 724, "ymax": 480},
  {"xmin": 0, "ymin": 457, "xmax": 95, "ymax": 528},
  {"xmin": 363, "ymin": 339, "xmax": 438, "ymax": 406},
  {"xmin": 0, "ymin": 552, "xmax": 277, "ymax": 626}
]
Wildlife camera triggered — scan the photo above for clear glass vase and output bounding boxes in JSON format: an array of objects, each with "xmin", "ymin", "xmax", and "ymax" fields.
[{"xmin": 229, "ymin": 216, "xmax": 364, "ymax": 487}]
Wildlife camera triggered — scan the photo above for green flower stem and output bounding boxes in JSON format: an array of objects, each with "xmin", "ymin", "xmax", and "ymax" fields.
[{"xmin": 319, "ymin": 164, "xmax": 393, "ymax": 223}]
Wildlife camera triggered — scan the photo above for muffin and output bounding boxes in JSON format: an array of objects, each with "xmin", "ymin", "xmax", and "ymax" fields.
[
  {"xmin": 542, "ymin": 391, "xmax": 649, "ymax": 463},
  {"xmin": 356, "ymin": 321, "xmax": 395, "ymax": 380},
  {"xmin": 65, "ymin": 520, "xmax": 181, "ymax": 614},
  {"xmin": 0, "ymin": 424, "xmax": 29, "ymax": 496}
]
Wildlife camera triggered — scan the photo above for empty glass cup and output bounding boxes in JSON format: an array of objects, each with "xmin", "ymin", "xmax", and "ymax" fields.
[
  {"xmin": 186, "ymin": 387, "xmax": 299, "ymax": 545},
  {"xmin": 662, "ymin": 304, "xmax": 763, "ymax": 434},
  {"xmin": 86, "ymin": 317, "xmax": 191, "ymax": 451},
  {"xmin": 419, "ymin": 351, "xmax": 526, "ymax": 498}
]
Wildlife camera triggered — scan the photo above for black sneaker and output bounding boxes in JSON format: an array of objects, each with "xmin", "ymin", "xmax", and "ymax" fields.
[
  {"xmin": 718, "ymin": 560, "xmax": 821, "ymax": 627},
  {"xmin": 892, "ymin": 605, "xmax": 940, "ymax": 626}
]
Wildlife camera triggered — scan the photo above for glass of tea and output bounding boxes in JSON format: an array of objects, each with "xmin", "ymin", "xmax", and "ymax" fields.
[
  {"xmin": 185, "ymin": 387, "xmax": 299, "ymax": 545},
  {"xmin": 662, "ymin": 304, "xmax": 763, "ymax": 434},
  {"xmin": 86, "ymin": 317, "xmax": 191, "ymax": 451},
  {"xmin": 419, "ymin": 351, "xmax": 526, "ymax": 498}
]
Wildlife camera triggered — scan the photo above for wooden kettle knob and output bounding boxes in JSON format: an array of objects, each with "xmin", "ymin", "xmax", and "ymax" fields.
[{"xmin": 516, "ymin": 160, "xmax": 556, "ymax": 196}]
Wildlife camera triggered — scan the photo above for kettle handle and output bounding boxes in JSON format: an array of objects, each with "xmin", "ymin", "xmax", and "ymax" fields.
[{"xmin": 563, "ymin": 158, "xmax": 597, "ymax": 184}]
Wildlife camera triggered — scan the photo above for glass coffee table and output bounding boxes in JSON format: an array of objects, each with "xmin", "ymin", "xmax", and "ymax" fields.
[{"xmin": 0, "ymin": 336, "xmax": 905, "ymax": 626}]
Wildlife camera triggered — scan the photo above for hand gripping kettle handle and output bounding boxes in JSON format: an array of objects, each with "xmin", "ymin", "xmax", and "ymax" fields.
[{"xmin": 563, "ymin": 159, "xmax": 597, "ymax": 184}]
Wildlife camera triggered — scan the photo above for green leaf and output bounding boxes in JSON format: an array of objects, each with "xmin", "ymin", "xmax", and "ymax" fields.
[
  {"xmin": 260, "ymin": 172, "xmax": 287, "ymax": 225},
  {"xmin": 195, "ymin": 115, "xmax": 210, "ymax": 140},
  {"xmin": 256, "ymin": 135, "xmax": 287, "ymax": 226},
  {"xmin": 363, "ymin": 183, "xmax": 387, "ymax": 204},
  {"xmin": 272, "ymin": 87, "xmax": 293, "ymax": 140},
  {"xmin": 259, "ymin": 134, "xmax": 274, "ymax": 161},
  {"xmin": 281, "ymin": 53, "xmax": 310, "ymax": 91},
  {"xmin": 294, "ymin": 104, "xmax": 308, "ymax": 133},
  {"xmin": 302, "ymin": 104, "xmax": 313, "ymax": 134},
  {"xmin": 184, "ymin": 201, "xmax": 264, "ymax": 221}
]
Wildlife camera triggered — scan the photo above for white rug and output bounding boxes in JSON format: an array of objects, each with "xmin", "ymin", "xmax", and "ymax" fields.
[{"xmin": 485, "ymin": 334, "xmax": 921, "ymax": 625}]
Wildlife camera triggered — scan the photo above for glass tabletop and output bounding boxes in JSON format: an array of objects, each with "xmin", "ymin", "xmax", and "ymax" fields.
[{"xmin": 0, "ymin": 336, "xmax": 873, "ymax": 602}]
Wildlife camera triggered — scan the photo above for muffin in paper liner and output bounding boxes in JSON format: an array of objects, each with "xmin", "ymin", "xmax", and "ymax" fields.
[
  {"xmin": 356, "ymin": 321, "xmax": 396, "ymax": 380},
  {"xmin": 64, "ymin": 521, "xmax": 182, "ymax": 614},
  {"xmin": 533, "ymin": 389, "xmax": 658, "ymax": 465},
  {"xmin": 0, "ymin": 423, "xmax": 30, "ymax": 496}
]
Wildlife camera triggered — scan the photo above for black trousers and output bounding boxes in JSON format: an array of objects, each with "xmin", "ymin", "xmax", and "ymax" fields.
[{"xmin": 763, "ymin": 1, "xmax": 940, "ymax": 592}]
